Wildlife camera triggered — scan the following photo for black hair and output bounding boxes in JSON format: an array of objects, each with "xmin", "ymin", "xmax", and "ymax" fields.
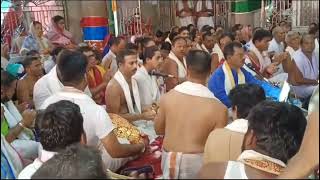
[
  {"xmin": 26, "ymin": 50, "xmax": 40, "ymax": 56},
  {"xmin": 223, "ymin": 41, "xmax": 243, "ymax": 60},
  {"xmin": 32, "ymin": 21, "xmax": 42, "ymax": 26},
  {"xmin": 178, "ymin": 26, "xmax": 189, "ymax": 34},
  {"xmin": 190, "ymin": 29, "xmax": 197, "ymax": 41},
  {"xmin": 308, "ymin": 22, "xmax": 319, "ymax": 35},
  {"xmin": 32, "ymin": 144, "xmax": 108, "ymax": 179},
  {"xmin": 172, "ymin": 36, "xmax": 187, "ymax": 46},
  {"xmin": 35, "ymin": 100, "xmax": 84, "ymax": 151},
  {"xmin": 186, "ymin": 50, "xmax": 211, "ymax": 75},
  {"xmin": 143, "ymin": 46, "xmax": 159, "ymax": 64},
  {"xmin": 57, "ymin": 50, "xmax": 88, "ymax": 85},
  {"xmin": 200, "ymin": 25, "xmax": 210, "ymax": 33},
  {"xmin": 77, "ymin": 46, "xmax": 93, "ymax": 54},
  {"xmin": 52, "ymin": 15, "xmax": 64, "ymax": 24},
  {"xmin": 141, "ymin": 37, "xmax": 154, "ymax": 47},
  {"xmin": 247, "ymin": 101, "xmax": 307, "ymax": 163},
  {"xmin": 126, "ymin": 42, "xmax": 138, "ymax": 51},
  {"xmin": 109, "ymin": 36, "xmax": 124, "ymax": 47},
  {"xmin": 169, "ymin": 31, "xmax": 179, "ymax": 42},
  {"xmin": 155, "ymin": 30, "xmax": 164, "ymax": 38},
  {"xmin": 1, "ymin": 70, "xmax": 17, "ymax": 87},
  {"xmin": 219, "ymin": 32, "xmax": 235, "ymax": 43},
  {"xmin": 160, "ymin": 42, "xmax": 172, "ymax": 51},
  {"xmin": 231, "ymin": 24, "xmax": 243, "ymax": 32},
  {"xmin": 202, "ymin": 31, "xmax": 213, "ymax": 41},
  {"xmin": 116, "ymin": 49, "xmax": 137, "ymax": 66},
  {"xmin": 50, "ymin": 46, "xmax": 65, "ymax": 63},
  {"xmin": 187, "ymin": 24, "xmax": 195, "ymax": 32},
  {"xmin": 252, "ymin": 29, "xmax": 272, "ymax": 44},
  {"xmin": 22, "ymin": 55, "xmax": 41, "ymax": 68},
  {"xmin": 229, "ymin": 84, "xmax": 266, "ymax": 118}
]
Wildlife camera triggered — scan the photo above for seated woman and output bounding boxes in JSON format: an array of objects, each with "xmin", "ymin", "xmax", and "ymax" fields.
[
  {"xmin": 46, "ymin": 15, "xmax": 76, "ymax": 49},
  {"xmin": 20, "ymin": 21, "xmax": 52, "ymax": 61}
]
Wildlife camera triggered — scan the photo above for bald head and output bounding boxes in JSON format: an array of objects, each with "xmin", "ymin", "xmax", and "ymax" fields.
[{"xmin": 272, "ymin": 26, "xmax": 285, "ymax": 43}]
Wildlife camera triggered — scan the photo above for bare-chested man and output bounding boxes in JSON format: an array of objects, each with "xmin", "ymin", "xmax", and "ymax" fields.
[
  {"xmin": 155, "ymin": 50, "xmax": 228, "ymax": 179},
  {"xmin": 105, "ymin": 49, "xmax": 156, "ymax": 122},
  {"xmin": 17, "ymin": 55, "xmax": 43, "ymax": 107},
  {"xmin": 160, "ymin": 36, "xmax": 187, "ymax": 92}
]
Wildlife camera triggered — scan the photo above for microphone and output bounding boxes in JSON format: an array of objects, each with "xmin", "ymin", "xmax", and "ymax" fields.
[
  {"xmin": 245, "ymin": 63, "xmax": 271, "ymax": 83},
  {"xmin": 150, "ymin": 70, "xmax": 175, "ymax": 78}
]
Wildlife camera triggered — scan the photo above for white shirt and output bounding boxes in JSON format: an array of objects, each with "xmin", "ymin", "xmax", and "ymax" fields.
[
  {"xmin": 40, "ymin": 88, "xmax": 114, "ymax": 147},
  {"xmin": 33, "ymin": 66, "xmax": 92, "ymax": 110},
  {"xmin": 268, "ymin": 38, "xmax": 284, "ymax": 53},
  {"xmin": 1, "ymin": 56, "xmax": 9, "ymax": 70},
  {"xmin": 18, "ymin": 150, "xmax": 56, "ymax": 179},
  {"xmin": 268, "ymin": 38, "xmax": 285, "ymax": 74},
  {"xmin": 133, "ymin": 66, "xmax": 160, "ymax": 107},
  {"xmin": 102, "ymin": 50, "xmax": 117, "ymax": 76},
  {"xmin": 292, "ymin": 49, "xmax": 319, "ymax": 98}
]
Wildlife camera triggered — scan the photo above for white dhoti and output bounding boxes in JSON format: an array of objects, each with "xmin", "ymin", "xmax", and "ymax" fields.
[
  {"xmin": 197, "ymin": 16, "xmax": 214, "ymax": 30},
  {"xmin": 161, "ymin": 150, "xmax": 203, "ymax": 179},
  {"xmin": 180, "ymin": 16, "xmax": 194, "ymax": 27}
]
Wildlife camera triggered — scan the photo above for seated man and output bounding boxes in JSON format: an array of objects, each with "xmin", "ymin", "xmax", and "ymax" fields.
[
  {"xmin": 133, "ymin": 46, "xmax": 163, "ymax": 108},
  {"xmin": 277, "ymin": 111, "xmax": 319, "ymax": 179},
  {"xmin": 1, "ymin": 70, "xmax": 39, "ymax": 161},
  {"xmin": 198, "ymin": 101, "xmax": 307, "ymax": 179},
  {"xmin": 160, "ymin": 37, "xmax": 187, "ymax": 91},
  {"xmin": 245, "ymin": 29, "xmax": 289, "ymax": 83},
  {"xmin": 32, "ymin": 144, "xmax": 109, "ymax": 179},
  {"xmin": 155, "ymin": 50, "xmax": 228, "ymax": 179},
  {"xmin": 18, "ymin": 100, "xmax": 86, "ymax": 179},
  {"xmin": 17, "ymin": 55, "xmax": 43, "ymax": 107},
  {"xmin": 203, "ymin": 84, "xmax": 266, "ymax": 164},
  {"xmin": 291, "ymin": 34, "xmax": 319, "ymax": 103},
  {"xmin": 208, "ymin": 42, "xmax": 281, "ymax": 108},
  {"xmin": 105, "ymin": 49, "xmax": 157, "ymax": 139},
  {"xmin": 41, "ymin": 50, "xmax": 145, "ymax": 171},
  {"xmin": 33, "ymin": 49, "xmax": 92, "ymax": 110},
  {"xmin": 101, "ymin": 36, "xmax": 126, "ymax": 75}
]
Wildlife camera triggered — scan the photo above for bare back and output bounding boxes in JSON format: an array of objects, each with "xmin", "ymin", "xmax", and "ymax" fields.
[{"xmin": 158, "ymin": 90, "xmax": 228, "ymax": 153}]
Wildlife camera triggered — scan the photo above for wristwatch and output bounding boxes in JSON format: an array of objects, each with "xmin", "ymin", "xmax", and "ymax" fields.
[{"xmin": 18, "ymin": 122, "xmax": 27, "ymax": 129}]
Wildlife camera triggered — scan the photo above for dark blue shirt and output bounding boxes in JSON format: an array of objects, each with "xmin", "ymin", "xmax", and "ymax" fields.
[{"xmin": 208, "ymin": 66, "xmax": 281, "ymax": 108}]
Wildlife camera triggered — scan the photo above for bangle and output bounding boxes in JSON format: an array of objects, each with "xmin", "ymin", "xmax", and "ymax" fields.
[{"xmin": 18, "ymin": 122, "xmax": 27, "ymax": 129}]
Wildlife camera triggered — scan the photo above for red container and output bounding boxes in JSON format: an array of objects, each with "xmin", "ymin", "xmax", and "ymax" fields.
[{"xmin": 80, "ymin": 16, "xmax": 108, "ymax": 27}]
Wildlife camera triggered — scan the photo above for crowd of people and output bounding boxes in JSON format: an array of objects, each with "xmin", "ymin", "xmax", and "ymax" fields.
[{"xmin": 1, "ymin": 12, "xmax": 319, "ymax": 179}]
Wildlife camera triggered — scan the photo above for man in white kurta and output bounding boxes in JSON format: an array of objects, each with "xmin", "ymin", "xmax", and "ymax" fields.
[
  {"xmin": 133, "ymin": 46, "xmax": 162, "ymax": 108},
  {"xmin": 33, "ymin": 65, "xmax": 92, "ymax": 110}
]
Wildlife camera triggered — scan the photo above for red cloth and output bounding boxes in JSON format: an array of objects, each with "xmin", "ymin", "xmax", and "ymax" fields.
[
  {"xmin": 119, "ymin": 136, "xmax": 164, "ymax": 179},
  {"xmin": 87, "ymin": 66, "xmax": 105, "ymax": 104}
]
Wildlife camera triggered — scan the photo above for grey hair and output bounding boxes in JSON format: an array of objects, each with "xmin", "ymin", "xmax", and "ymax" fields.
[
  {"xmin": 285, "ymin": 31, "xmax": 300, "ymax": 43},
  {"xmin": 272, "ymin": 26, "xmax": 284, "ymax": 36}
]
